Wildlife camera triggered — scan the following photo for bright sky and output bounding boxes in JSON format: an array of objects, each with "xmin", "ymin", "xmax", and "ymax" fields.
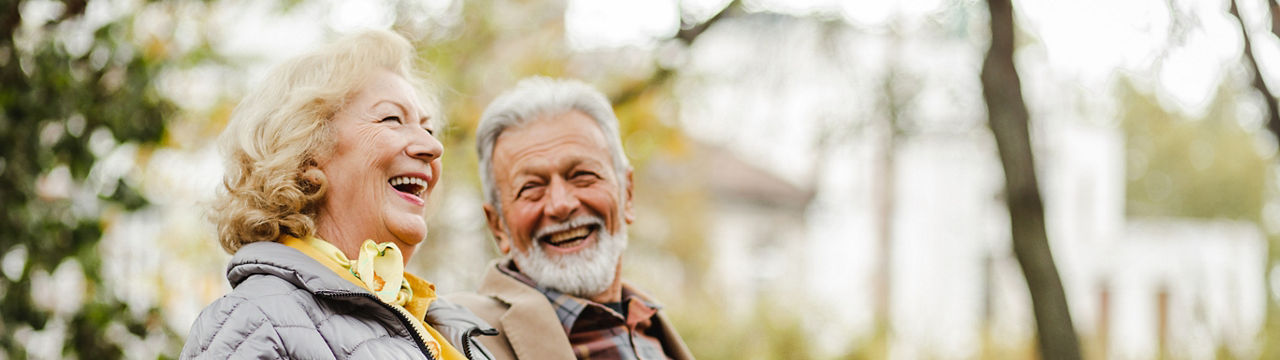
[{"xmin": 197, "ymin": 0, "xmax": 1260, "ymax": 124}]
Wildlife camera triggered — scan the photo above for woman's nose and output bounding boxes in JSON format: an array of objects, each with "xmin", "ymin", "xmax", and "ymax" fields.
[{"xmin": 406, "ymin": 129, "xmax": 443, "ymax": 162}]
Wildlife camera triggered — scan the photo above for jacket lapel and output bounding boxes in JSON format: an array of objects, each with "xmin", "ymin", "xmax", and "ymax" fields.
[
  {"xmin": 653, "ymin": 311, "xmax": 695, "ymax": 360},
  {"xmin": 477, "ymin": 262, "xmax": 577, "ymax": 360},
  {"xmin": 622, "ymin": 282, "xmax": 696, "ymax": 360}
]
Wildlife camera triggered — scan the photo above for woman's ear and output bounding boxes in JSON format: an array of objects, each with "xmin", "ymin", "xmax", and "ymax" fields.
[{"xmin": 299, "ymin": 165, "xmax": 328, "ymax": 200}]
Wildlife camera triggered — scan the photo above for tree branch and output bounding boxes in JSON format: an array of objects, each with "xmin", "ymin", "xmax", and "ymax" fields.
[
  {"xmin": 1232, "ymin": 0, "xmax": 1280, "ymax": 142},
  {"xmin": 675, "ymin": 0, "xmax": 739, "ymax": 44},
  {"xmin": 1, "ymin": 0, "xmax": 21, "ymax": 47},
  {"xmin": 1270, "ymin": 0, "xmax": 1280, "ymax": 39},
  {"xmin": 611, "ymin": 0, "xmax": 740, "ymax": 106}
]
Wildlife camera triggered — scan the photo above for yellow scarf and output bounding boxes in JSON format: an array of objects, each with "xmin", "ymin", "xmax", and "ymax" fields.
[
  {"xmin": 306, "ymin": 237, "xmax": 411, "ymax": 305},
  {"xmin": 281, "ymin": 236, "xmax": 466, "ymax": 360}
]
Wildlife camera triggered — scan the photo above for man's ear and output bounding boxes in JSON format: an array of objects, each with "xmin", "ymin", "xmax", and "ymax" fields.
[
  {"xmin": 483, "ymin": 203, "xmax": 511, "ymax": 255},
  {"xmin": 623, "ymin": 167, "xmax": 635, "ymax": 224}
]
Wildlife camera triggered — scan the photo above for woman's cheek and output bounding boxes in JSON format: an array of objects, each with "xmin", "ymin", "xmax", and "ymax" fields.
[{"xmin": 429, "ymin": 159, "xmax": 443, "ymax": 191}]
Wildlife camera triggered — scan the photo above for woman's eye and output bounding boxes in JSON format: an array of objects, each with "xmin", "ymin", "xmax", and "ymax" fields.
[
  {"xmin": 423, "ymin": 127, "xmax": 435, "ymax": 135},
  {"xmin": 381, "ymin": 116, "xmax": 402, "ymax": 123}
]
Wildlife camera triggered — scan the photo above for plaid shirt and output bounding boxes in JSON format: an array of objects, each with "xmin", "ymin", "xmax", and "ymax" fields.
[{"xmin": 499, "ymin": 260, "xmax": 673, "ymax": 360}]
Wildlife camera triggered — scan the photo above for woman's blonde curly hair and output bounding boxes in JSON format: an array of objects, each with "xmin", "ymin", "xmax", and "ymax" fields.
[{"xmin": 211, "ymin": 30, "xmax": 438, "ymax": 254}]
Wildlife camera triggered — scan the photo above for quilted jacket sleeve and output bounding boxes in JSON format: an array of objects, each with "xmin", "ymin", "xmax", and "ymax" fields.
[
  {"xmin": 426, "ymin": 298, "xmax": 498, "ymax": 360},
  {"xmin": 180, "ymin": 295, "xmax": 286, "ymax": 360}
]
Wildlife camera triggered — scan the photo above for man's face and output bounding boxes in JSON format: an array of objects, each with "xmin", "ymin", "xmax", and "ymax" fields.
[{"xmin": 484, "ymin": 110, "xmax": 634, "ymax": 297}]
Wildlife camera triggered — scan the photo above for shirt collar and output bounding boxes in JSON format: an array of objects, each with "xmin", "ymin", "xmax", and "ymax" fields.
[{"xmin": 497, "ymin": 258, "xmax": 661, "ymax": 332}]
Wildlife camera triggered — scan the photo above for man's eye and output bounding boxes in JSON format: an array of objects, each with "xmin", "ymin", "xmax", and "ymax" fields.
[
  {"xmin": 381, "ymin": 116, "xmax": 402, "ymax": 123},
  {"xmin": 517, "ymin": 183, "xmax": 543, "ymax": 199}
]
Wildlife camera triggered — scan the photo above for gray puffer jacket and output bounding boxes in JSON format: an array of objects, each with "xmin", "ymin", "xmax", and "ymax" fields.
[{"xmin": 180, "ymin": 241, "xmax": 496, "ymax": 359}]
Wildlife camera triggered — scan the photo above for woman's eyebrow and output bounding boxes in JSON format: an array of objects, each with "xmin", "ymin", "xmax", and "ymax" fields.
[{"xmin": 370, "ymin": 99, "xmax": 410, "ymax": 117}]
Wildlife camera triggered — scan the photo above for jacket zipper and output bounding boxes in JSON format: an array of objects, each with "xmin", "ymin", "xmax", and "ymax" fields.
[
  {"xmin": 462, "ymin": 322, "xmax": 499, "ymax": 360},
  {"xmin": 461, "ymin": 332, "xmax": 473, "ymax": 359},
  {"xmin": 316, "ymin": 291, "xmax": 438, "ymax": 360}
]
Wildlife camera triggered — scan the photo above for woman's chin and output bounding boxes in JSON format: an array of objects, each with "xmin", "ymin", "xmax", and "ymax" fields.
[{"xmin": 387, "ymin": 219, "xmax": 428, "ymax": 247}]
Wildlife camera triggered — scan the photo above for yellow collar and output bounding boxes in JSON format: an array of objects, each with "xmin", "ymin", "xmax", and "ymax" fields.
[
  {"xmin": 280, "ymin": 236, "xmax": 433, "ymax": 311},
  {"xmin": 281, "ymin": 236, "xmax": 458, "ymax": 359}
]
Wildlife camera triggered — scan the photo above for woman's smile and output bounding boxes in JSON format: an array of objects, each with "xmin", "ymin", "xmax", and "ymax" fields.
[
  {"xmin": 315, "ymin": 69, "xmax": 443, "ymax": 254},
  {"xmin": 389, "ymin": 172, "xmax": 432, "ymax": 206}
]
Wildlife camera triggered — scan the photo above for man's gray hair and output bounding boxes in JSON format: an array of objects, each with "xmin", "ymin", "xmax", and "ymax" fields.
[{"xmin": 475, "ymin": 77, "xmax": 630, "ymax": 212}]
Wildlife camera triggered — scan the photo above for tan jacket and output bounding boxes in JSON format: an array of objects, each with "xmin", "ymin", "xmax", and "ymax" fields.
[{"xmin": 446, "ymin": 260, "xmax": 695, "ymax": 360}]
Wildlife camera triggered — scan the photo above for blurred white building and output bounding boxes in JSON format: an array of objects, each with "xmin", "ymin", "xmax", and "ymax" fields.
[
  {"xmin": 667, "ymin": 11, "xmax": 1268, "ymax": 358},
  {"xmin": 882, "ymin": 121, "xmax": 1266, "ymax": 359},
  {"xmin": 636, "ymin": 141, "xmax": 816, "ymax": 315}
]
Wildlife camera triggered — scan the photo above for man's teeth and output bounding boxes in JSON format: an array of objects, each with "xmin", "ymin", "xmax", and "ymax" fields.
[
  {"xmin": 548, "ymin": 227, "xmax": 589, "ymax": 244},
  {"xmin": 389, "ymin": 176, "xmax": 427, "ymax": 196}
]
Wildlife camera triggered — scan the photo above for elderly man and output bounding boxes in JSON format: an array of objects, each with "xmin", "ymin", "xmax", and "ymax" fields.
[{"xmin": 449, "ymin": 77, "xmax": 694, "ymax": 360}]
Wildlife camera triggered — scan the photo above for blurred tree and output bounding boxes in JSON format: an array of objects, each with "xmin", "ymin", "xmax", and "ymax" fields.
[
  {"xmin": 1271, "ymin": 0, "xmax": 1280, "ymax": 37},
  {"xmin": 979, "ymin": 0, "xmax": 1081, "ymax": 359},
  {"xmin": 0, "ymin": 0, "xmax": 212, "ymax": 357},
  {"xmin": 818, "ymin": 19, "xmax": 919, "ymax": 355},
  {"xmin": 1229, "ymin": 0, "xmax": 1279, "ymax": 141},
  {"xmin": 1120, "ymin": 79, "xmax": 1266, "ymax": 220},
  {"xmin": 869, "ymin": 29, "xmax": 921, "ymax": 357},
  {"xmin": 1227, "ymin": 0, "xmax": 1280, "ymax": 358},
  {"xmin": 1118, "ymin": 76, "xmax": 1270, "ymax": 359}
]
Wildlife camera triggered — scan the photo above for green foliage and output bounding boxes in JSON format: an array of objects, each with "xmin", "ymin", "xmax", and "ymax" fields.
[
  {"xmin": 1120, "ymin": 78, "xmax": 1269, "ymax": 221},
  {"xmin": 1121, "ymin": 77, "xmax": 1278, "ymax": 360},
  {"xmin": 669, "ymin": 293, "xmax": 815, "ymax": 360},
  {"xmin": 0, "ymin": 0, "xmax": 186, "ymax": 357}
]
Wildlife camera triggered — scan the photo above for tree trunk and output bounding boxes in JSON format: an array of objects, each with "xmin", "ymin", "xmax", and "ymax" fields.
[
  {"xmin": 1236, "ymin": 2, "xmax": 1280, "ymax": 358},
  {"xmin": 871, "ymin": 64, "xmax": 900, "ymax": 354},
  {"xmin": 1233, "ymin": 0, "xmax": 1280, "ymax": 143},
  {"xmin": 1269, "ymin": 0, "xmax": 1280, "ymax": 40},
  {"xmin": 980, "ymin": 0, "xmax": 1082, "ymax": 359}
]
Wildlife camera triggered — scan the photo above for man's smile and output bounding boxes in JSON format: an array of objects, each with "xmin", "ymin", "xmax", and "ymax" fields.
[{"xmin": 539, "ymin": 224, "xmax": 597, "ymax": 249}]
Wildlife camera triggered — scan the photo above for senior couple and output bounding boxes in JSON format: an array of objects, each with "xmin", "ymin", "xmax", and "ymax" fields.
[{"xmin": 180, "ymin": 30, "xmax": 692, "ymax": 359}]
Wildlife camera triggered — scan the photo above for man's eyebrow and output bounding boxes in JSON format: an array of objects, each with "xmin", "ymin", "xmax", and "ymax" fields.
[{"xmin": 571, "ymin": 157, "xmax": 609, "ymax": 169}]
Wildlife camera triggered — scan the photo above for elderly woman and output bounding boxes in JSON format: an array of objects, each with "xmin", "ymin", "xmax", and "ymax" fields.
[{"xmin": 181, "ymin": 30, "xmax": 494, "ymax": 360}]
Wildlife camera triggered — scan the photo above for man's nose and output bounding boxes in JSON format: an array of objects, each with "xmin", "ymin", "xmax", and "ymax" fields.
[
  {"xmin": 544, "ymin": 177, "xmax": 579, "ymax": 220},
  {"xmin": 406, "ymin": 128, "xmax": 443, "ymax": 163}
]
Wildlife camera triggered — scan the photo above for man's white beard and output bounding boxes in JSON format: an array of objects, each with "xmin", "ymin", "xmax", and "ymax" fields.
[{"xmin": 512, "ymin": 215, "xmax": 627, "ymax": 298}]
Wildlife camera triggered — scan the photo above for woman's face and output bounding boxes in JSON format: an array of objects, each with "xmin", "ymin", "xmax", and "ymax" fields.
[{"xmin": 314, "ymin": 70, "xmax": 443, "ymax": 256}]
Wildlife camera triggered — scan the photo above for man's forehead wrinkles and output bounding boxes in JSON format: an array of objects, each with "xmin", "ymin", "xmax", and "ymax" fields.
[
  {"xmin": 509, "ymin": 156, "xmax": 595, "ymax": 178},
  {"xmin": 499, "ymin": 134, "xmax": 593, "ymax": 162}
]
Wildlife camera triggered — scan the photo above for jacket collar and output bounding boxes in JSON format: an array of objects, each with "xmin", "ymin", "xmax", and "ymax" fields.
[
  {"xmin": 475, "ymin": 258, "xmax": 696, "ymax": 360},
  {"xmin": 229, "ymin": 241, "xmax": 500, "ymax": 359},
  {"xmin": 226, "ymin": 241, "xmax": 368, "ymax": 295},
  {"xmin": 475, "ymin": 259, "xmax": 578, "ymax": 359}
]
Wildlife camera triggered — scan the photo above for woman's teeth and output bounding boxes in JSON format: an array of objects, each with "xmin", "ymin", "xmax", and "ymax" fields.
[{"xmin": 389, "ymin": 176, "xmax": 427, "ymax": 197}]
